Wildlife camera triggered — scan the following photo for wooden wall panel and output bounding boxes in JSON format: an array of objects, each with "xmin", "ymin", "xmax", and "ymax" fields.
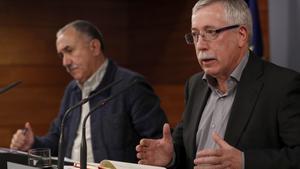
[
  {"xmin": 126, "ymin": 0, "xmax": 199, "ymax": 84},
  {"xmin": 0, "ymin": 67, "xmax": 70, "ymax": 85},
  {"xmin": 0, "ymin": 86, "xmax": 65, "ymax": 147},
  {"xmin": 258, "ymin": 0, "xmax": 270, "ymax": 59},
  {"xmin": 154, "ymin": 85, "xmax": 185, "ymax": 127},
  {"xmin": 0, "ymin": 0, "xmax": 269, "ymax": 147}
]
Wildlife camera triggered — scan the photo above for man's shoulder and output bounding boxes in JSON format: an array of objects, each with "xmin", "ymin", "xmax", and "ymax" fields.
[
  {"xmin": 262, "ymin": 60, "xmax": 300, "ymax": 80},
  {"xmin": 106, "ymin": 64, "xmax": 150, "ymax": 93},
  {"xmin": 116, "ymin": 66, "xmax": 136, "ymax": 75},
  {"xmin": 65, "ymin": 80, "xmax": 78, "ymax": 90},
  {"xmin": 115, "ymin": 66, "xmax": 143, "ymax": 79},
  {"xmin": 188, "ymin": 71, "xmax": 205, "ymax": 84},
  {"xmin": 62, "ymin": 80, "xmax": 80, "ymax": 97},
  {"xmin": 247, "ymin": 59, "xmax": 300, "ymax": 93}
]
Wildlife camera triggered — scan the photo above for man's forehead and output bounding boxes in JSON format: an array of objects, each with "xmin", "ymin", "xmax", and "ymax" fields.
[
  {"xmin": 56, "ymin": 33, "xmax": 73, "ymax": 52},
  {"xmin": 192, "ymin": 2, "xmax": 225, "ymax": 18},
  {"xmin": 192, "ymin": 12, "xmax": 225, "ymax": 23},
  {"xmin": 191, "ymin": 5, "xmax": 227, "ymax": 29}
]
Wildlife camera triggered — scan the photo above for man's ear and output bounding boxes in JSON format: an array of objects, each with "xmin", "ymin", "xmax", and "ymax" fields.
[
  {"xmin": 238, "ymin": 26, "xmax": 248, "ymax": 48},
  {"xmin": 89, "ymin": 39, "xmax": 102, "ymax": 55}
]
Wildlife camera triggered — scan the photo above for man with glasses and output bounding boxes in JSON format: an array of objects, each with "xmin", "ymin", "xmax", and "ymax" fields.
[
  {"xmin": 136, "ymin": 0, "xmax": 300, "ymax": 169},
  {"xmin": 10, "ymin": 20, "xmax": 167, "ymax": 163}
]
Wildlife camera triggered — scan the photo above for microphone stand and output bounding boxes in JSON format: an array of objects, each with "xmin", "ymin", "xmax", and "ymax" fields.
[
  {"xmin": 80, "ymin": 80, "xmax": 137, "ymax": 169},
  {"xmin": 0, "ymin": 81, "xmax": 22, "ymax": 94},
  {"xmin": 57, "ymin": 79, "xmax": 122, "ymax": 169}
]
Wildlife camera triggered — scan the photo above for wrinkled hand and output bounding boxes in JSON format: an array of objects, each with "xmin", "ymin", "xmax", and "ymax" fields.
[
  {"xmin": 194, "ymin": 132, "xmax": 242, "ymax": 169},
  {"xmin": 10, "ymin": 122, "xmax": 34, "ymax": 151},
  {"xmin": 136, "ymin": 123, "xmax": 174, "ymax": 166}
]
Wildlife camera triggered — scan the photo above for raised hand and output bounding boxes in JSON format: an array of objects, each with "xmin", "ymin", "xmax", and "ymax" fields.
[
  {"xmin": 136, "ymin": 123, "xmax": 174, "ymax": 166},
  {"xmin": 10, "ymin": 122, "xmax": 34, "ymax": 151},
  {"xmin": 194, "ymin": 132, "xmax": 242, "ymax": 169}
]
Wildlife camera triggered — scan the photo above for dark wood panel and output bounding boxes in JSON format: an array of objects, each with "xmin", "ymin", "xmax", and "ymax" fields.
[
  {"xmin": 0, "ymin": 27, "xmax": 58, "ymax": 65},
  {"xmin": 0, "ymin": 86, "xmax": 65, "ymax": 147},
  {"xmin": 258, "ymin": 0, "xmax": 270, "ymax": 59},
  {"xmin": 154, "ymin": 84, "xmax": 185, "ymax": 127},
  {"xmin": 127, "ymin": 0, "xmax": 198, "ymax": 84},
  {"xmin": 0, "ymin": 67, "xmax": 70, "ymax": 86}
]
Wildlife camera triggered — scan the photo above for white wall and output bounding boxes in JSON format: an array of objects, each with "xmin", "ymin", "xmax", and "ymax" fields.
[{"xmin": 269, "ymin": 0, "xmax": 300, "ymax": 72}]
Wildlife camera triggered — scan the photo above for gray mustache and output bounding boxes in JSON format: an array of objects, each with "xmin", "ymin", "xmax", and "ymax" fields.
[{"xmin": 198, "ymin": 52, "xmax": 216, "ymax": 60}]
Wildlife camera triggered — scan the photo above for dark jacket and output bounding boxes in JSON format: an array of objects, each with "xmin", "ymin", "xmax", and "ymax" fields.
[
  {"xmin": 33, "ymin": 59, "xmax": 167, "ymax": 163},
  {"xmin": 172, "ymin": 53, "xmax": 300, "ymax": 169}
]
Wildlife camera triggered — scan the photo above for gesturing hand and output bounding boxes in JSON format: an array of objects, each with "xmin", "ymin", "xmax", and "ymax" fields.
[
  {"xmin": 194, "ymin": 132, "xmax": 243, "ymax": 169},
  {"xmin": 136, "ymin": 123, "xmax": 174, "ymax": 167},
  {"xmin": 10, "ymin": 122, "xmax": 34, "ymax": 151}
]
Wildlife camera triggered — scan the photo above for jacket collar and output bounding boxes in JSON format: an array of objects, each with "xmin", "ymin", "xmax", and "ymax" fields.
[
  {"xmin": 70, "ymin": 59, "xmax": 118, "ymax": 97},
  {"xmin": 224, "ymin": 51, "xmax": 264, "ymax": 146}
]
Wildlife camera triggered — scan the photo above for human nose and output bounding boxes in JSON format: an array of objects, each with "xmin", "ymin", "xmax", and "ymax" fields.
[
  {"xmin": 195, "ymin": 34, "xmax": 208, "ymax": 51},
  {"xmin": 62, "ymin": 55, "xmax": 72, "ymax": 67}
]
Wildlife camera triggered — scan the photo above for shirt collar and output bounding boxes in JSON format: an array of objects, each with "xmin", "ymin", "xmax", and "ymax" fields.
[{"xmin": 230, "ymin": 51, "xmax": 249, "ymax": 82}]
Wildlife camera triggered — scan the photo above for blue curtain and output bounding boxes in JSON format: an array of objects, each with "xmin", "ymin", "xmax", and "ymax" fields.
[{"xmin": 245, "ymin": 0, "xmax": 263, "ymax": 57}]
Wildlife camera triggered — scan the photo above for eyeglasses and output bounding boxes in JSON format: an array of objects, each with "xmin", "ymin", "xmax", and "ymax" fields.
[{"xmin": 184, "ymin": 24, "xmax": 240, "ymax": 44}]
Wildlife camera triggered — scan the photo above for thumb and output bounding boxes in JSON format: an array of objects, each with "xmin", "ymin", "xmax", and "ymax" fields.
[
  {"xmin": 24, "ymin": 122, "xmax": 33, "ymax": 135},
  {"xmin": 162, "ymin": 123, "xmax": 172, "ymax": 143},
  {"xmin": 24, "ymin": 122, "xmax": 34, "ymax": 149},
  {"xmin": 212, "ymin": 132, "xmax": 231, "ymax": 149}
]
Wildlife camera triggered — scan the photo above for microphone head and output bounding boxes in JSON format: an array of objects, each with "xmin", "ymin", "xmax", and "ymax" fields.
[{"xmin": 0, "ymin": 81, "xmax": 22, "ymax": 94}]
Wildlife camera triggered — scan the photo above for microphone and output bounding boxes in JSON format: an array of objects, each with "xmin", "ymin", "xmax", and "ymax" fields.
[
  {"xmin": 0, "ymin": 81, "xmax": 22, "ymax": 94},
  {"xmin": 80, "ymin": 79, "xmax": 138, "ymax": 169},
  {"xmin": 57, "ymin": 78, "xmax": 123, "ymax": 169}
]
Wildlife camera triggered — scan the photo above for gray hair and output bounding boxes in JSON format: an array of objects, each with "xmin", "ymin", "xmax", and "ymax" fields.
[
  {"xmin": 193, "ymin": 0, "xmax": 253, "ymax": 43},
  {"xmin": 57, "ymin": 20, "xmax": 105, "ymax": 50}
]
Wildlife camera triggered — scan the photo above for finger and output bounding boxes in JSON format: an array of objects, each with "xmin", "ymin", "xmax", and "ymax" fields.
[
  {"xmin": 10, "ymin": 138, "xmax": 20, "ymax": 149},
  {"xmin": 212, "ymin": 132, "xmax": 231, "ymax": 149},
  {"xmin": 16, "ymin": 129, "xmax": 25, "ymax": 136},
  {"xmin": 137, "ymin": 148, "xmax": 154, "ymax": 165},
  {"xmin": 136, "ymin": 145, "xmax": 151, "ymax": 160},
  {"xmin": 196, "ymin": 149, "xmax": 222, "ymax": 158},
  {"xmin": 193, "ymin": 164, "xmax": 214, "ymax": 169},
  {"xmin": 215, "ymin": 161, "xmax": 231, "ymax": 169},
  {"xmin": 10, "ymin": 143, "xmax": 15, "ymax": 149},
  {"xmin": 139, "ymin": 138, "xmax": 155, "ymax": 147},
  {"xmin": 136, "ymin": 152, "xmax": 142, "ymax": 159},
  {"xmin": 12, "ymin": 141, "xmax": 23, "ymax": 149},
  {"xmin": 10, "ymin": 137, "xmax": 24, "ymax": 149},
  {"xmin": 194, "ymin": 163, "xmax": 230, "ymax": 169},
  {"xmin": 12, "ymin": 131, "xmax": 25, "ymax": 144},
  {"xmin": 138, "ymin": 159, "xmax": 148, "ymax": 165},
  {"xmin": 137, "ymin": 145, "xmax": 151, "ymax": 153},
  {"xmin": 136, "ymin": 144, "xmax": 141, "ymax": 152},
  {"xmin": 162, "ymin": 123, "xmax": 172, "ymax": 142},
  {"xmin": 194, "ymin": 155, "xmax": 222, "ymax": 165},
  {"xmin": 11, "ymin": 136, "xmax": 22, "ymax": 145}
]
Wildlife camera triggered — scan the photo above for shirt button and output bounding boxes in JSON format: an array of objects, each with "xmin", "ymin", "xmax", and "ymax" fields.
[{"xmin": 212, "ymin": 124, "xmax": 215, "ymax": 128}]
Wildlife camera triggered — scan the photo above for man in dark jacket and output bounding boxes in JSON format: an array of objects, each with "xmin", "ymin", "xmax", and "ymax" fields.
[
  {"xmin": 136, "ymin": 0, "xmax": 300, "ymax": 169},
  {"xmin": 10, "ymin": 20, "xmax": 167, "ymax": 163}
]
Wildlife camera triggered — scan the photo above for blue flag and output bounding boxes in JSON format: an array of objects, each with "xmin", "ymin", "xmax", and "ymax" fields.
[{"xmin": 245, "ymin": 0, "xmax": 263, "ymax": 57}]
